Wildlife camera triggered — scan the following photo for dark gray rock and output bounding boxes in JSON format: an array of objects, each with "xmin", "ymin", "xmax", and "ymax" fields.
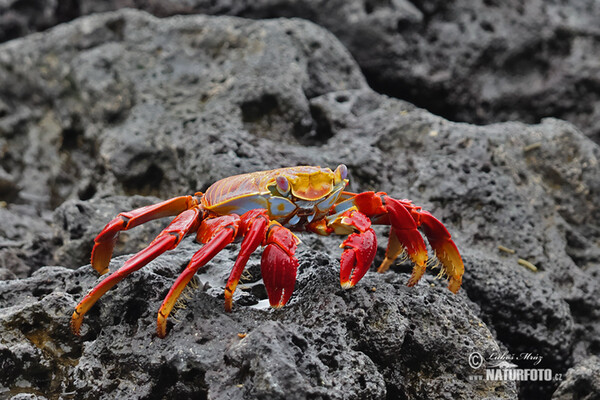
[
  {"xmin": 0, "ymin": 206, "xmax": 55, "ymax": 278},
  {"xmin": 0, "ymin": 8, "xmax": 598, "ymax": 400},
  {"xmin": 306, "ymin": 88, "xmax": 600, "ymax": 398},
  {"xmin": 2, "ymin": 1, "xmax": 600, "ymax": 144},
  {"xmin": 552, "ymin": 356, "xmax": 600, "ymax": 400},
  {"xmin": 0, "ymin": 238, "xmax": 516, "ymax": 399},
  {"xmin": 0, "ymin": 8, "xmax": 365, "ymax": 212},
  {"xmin": 0, "ymin": 0, "xmax": 78, "ymax": 43}
]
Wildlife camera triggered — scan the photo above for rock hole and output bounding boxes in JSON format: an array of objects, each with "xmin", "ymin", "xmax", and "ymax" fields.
[
  {"xmin": 291, "ymin": 334, "xmax": 308, "ymax": 351},
  {"xmin": 78, "ymin": 183, "xmax": 96, "ymax": 200},
  {"xmin": 60, "ymin": 125, "xmax": 84, "ymax": 151},
  {"xmin": 123, "ymin": 298, "xmax": 147, "ymax": 326},
  {"xmin": 105, "ymin": 16, "xmax": 125, "ymax": 40},
  {"xmin": 480, "ymin": 21, "xmax": 495, "ymax": 33},
  {"xmin": 241, "ymin": 94, "xmax": 278, "ymax": 123},
  {"xmin": 32, "ymin": 287, "xmax": 53, "ymax": 298},
  {"xmin": 335, "ymin": 94, "xmax": 349, "ymax": 103},
  {"xmin": 251, "ymin": 283, "xmax": 268, "ymax": 300},
  {"xmin": 308, "ymin": 104, "xmax": 334, "ymax": 144},
  {"xmin": 123, "ymin": 164, "xmax": 164, "ymax": 196}
]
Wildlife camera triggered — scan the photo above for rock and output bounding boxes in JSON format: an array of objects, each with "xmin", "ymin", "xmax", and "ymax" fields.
[
  {"xmin": 462, "ymin": 249, "xmax": 574, "ymax": 398},
  {"xmin": 0, "ymin": 0, "xmax": 77, "ymax": 43},
  {"xmin": 0, "ymin": 207, "xmax": 55, "ymax": 278},
  {"xmin": 0, "ymin": 7, "xmax": 364, "ymax": 274},
  {"xmin": 552, "ymin": 356, "xmax": 600, "ymax": 400},
  {"xmin": 0, "ymin": 8, "xmax": 598, "ymax": 400},
  {"xmin": 0, "ymin": 239, "xmax": 517, "ymax": 399},
  {"xmin": 0, "ymin": 8, "xmax": 365, "ymax": 212},
  {"xmin": 307, "ymin": 89, "xmax": 600, "ymax": 398},
  {"xmin": 2, "ymin": 1, "xmax": 600, "ymax": 144}
]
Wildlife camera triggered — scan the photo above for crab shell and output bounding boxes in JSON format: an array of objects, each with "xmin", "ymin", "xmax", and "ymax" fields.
[{"xmin": 202, "ymin": 165, "xmax": 349, "ymax": 228}]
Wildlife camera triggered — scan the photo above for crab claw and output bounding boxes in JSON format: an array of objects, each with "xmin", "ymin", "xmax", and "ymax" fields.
[
  {"xmin": 340, "ymin": 228, "xmax": 377, "ymax": 289},
  {"xmin": 261, "ymin": 223, "xmax": 299, "ymax": 308},
  {"xmin": 383, "ymin": 196, "xmax": 428, "ymax": 268},
  {"xmin": 418, "ymin": 211, "xmax": 464, "ymax": 293}
]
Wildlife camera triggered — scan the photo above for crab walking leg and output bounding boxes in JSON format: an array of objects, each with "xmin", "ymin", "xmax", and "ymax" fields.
[
  {"xmin": 261, "ymin": 222, "xmax": 300, "ymax": 308},
  {"xmin": 71, "ymin": 207, "xmax": 202, "ymax": 335},
  {"xmin": 224, "ymin": 210, "xmax": 270, "ymax": 312},
  {"xmin": 408, "ymin": 209, "xmax": 464, "ymax": 293},
  {"xmin": 377, "ymin": 227, "xmax": 403, "ymax": 273},
  {"xmin": 157, "ymin": 215, "xmax": 240, "ymax": 338},
  {"xmin": 377, "ymin": 196, "xmax": 430, "ymax": 289},
  {"xmin": 91, "ymin": 195, "xmax": 199, "ymax": 275}
]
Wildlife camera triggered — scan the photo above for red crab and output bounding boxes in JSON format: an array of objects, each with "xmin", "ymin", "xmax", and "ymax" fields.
[{"xmin": 71, "ymin": 165, "xmax": 464, "ymax": 338}]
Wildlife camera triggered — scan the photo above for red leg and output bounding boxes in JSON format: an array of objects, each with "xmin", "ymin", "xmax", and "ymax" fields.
[
  {"xmin": 91, "ymin": 196, "xmax": 198, "ymax": 275},
  {"xmin": 157, "ymin": 215, "xmax": 240, "ymax": 338},
  {"xmin": 71, "ymin": 207, "xmax": 202, "ymax": 335},
  {"xmin": 378, "ymin": 196, "xmax": 429, "ymax": 289},
  {"xmin": 224, "ymin": 210, "xmax": 270, "ymax": 312},
  {"xmin": 410, "ymin": 209, "xmax": 464, "ymax": 293},
  {"xmin": 261, "ymin": 222, "xmax": 300, "ymax": 308}
]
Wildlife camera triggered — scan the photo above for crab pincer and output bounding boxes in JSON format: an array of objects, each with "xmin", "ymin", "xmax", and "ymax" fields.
[
  {"xmin": 261, "ymin": 222, "xmax": 300, "ymax": 308},
  {"xmin": 339, "ymin": 228, "xmax": 377, "ymax": 289}
]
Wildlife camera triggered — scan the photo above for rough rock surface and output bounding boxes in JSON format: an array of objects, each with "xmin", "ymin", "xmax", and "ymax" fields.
[
  {"xmin": 0, "ymin": 241, "xmax": 515, "ymax": 399},
  {"xmin": 1, "ymin": 0, "xmax": 600, "ymax": 145},
  {"xmin": 552, "ymin": 356, "xmax": 600, "ymax": 400},
  {"xmin": 0, "ymin": 8, "xmax": 598, "ymax": 400}
]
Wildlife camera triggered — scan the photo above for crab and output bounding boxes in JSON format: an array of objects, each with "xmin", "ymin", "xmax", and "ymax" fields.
[{"xmin": 71, "ymin": 165, "xmax": 464, "ymax": 338}]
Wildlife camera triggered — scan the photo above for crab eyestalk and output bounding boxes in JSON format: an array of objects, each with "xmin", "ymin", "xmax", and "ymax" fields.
[
  {"xmin": 334, "ymin": 164, "xmax": 347, "ymax": 183},
  {"xmin": 275, "ymin": 176, "xmax": 290, "ymax": 196}
]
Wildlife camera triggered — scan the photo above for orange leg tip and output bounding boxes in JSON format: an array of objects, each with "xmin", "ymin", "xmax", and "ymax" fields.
[
  {"xmin": 340, "ymin": 281, "xmax": 355, "ymax": 290},
  {"xmin": 406, "ymin": 263, "xmax": 427, "ymax": 287},
  {"xmin": 431, "ymin": 241, "xmax": 464, "ymax": 293},
  {"xmin": 70, "ymin": 312, "xmax": 83, "ymax": 336},
  {"xmin": 407, "ymin": 250, "xmax": 428, "ymax": 269},
  {"xmin": 377, "ymin": 258, "xmax": 394, "ymax": 273},
  {"xmin": 448, "ymin": 277, "xmax": 462, "ymax": 294},
  {"xmin": 91, "ymin": 241, "xmax": 115, "ymax": 275},
  {"xmin": 224, "ymin": 293, "xmax": 233, "ymax": 313},
  {"xmin": 156, "ymin": 313, "xmax": 167, "ymax": 339}
]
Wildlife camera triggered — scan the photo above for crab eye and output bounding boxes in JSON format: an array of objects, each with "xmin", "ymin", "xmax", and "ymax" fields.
[
  {"xmin": 335, "ymin": 164, "xmax": 348, "ymax": 181},
  {"xmin": 276, "ymin": 176, "xmax": 290, "ymax": 195}
]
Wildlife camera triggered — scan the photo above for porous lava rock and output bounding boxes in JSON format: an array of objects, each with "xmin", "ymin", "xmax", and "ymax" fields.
[
  {"xmin": 0, "ymin": 8, "xmax": 598, "ymax": 400},
  {"xmin": 2, "ymin": 1, "xmax": 600, "ymax": 144}
]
